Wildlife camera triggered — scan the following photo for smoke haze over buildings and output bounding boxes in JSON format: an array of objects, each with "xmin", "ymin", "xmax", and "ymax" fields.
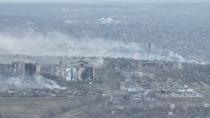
[{"xmin": 0, "ymin": 3, "xmax": 209, "ymax": 64}]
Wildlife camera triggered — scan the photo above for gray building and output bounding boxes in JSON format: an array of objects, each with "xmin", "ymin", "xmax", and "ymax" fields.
[{"xmin": 12, "ymin": 62, "xmax": 38, "ymax": 76}]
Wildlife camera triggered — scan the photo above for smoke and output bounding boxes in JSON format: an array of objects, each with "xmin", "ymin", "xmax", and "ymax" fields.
[
  {"xmin": 0, "ymin": 75, "xmax": 65, "ymax": 91},
  {"xmin": 0, "ymin": 31, "xmax": 203, "ymax": 64}
]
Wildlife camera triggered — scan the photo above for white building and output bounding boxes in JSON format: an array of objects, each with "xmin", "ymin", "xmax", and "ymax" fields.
[{"xmin": 64, "ymin": 61, "xmax": 94, "ymax": 82}]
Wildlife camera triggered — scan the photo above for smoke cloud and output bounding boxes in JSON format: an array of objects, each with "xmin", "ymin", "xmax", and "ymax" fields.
[
  {"xmin": 0, "ymin": 31, "xmax": 203, "ymax": 64},
  {"xmin": 0, "ymin": 75, "xmax": 65, "ymax": 91}
]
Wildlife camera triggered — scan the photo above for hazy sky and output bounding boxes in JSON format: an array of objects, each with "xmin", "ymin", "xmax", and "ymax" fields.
[{"xmin": 0, "ymin": 0, "xmax": 209, "ymax": 3}]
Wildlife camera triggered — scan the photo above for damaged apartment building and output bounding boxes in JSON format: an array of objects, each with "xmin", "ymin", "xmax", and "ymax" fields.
[
  {"xmin": 41, "ymin": 60, "xmax": 95, "ymax": 82},
  {"xmin": 0, "ymin": 60, "xmax": 95, "ymax": 83},
  {"xmin": 12, "ymin": 62, "xmax": 40, "ymax": 77},
  {"xmin": 0, "ymin": 61, "xmax": 40, "ymax": 78},
  {"xmin": 65, "ymin": 61, "xmax": 94, "ymax": 81}
]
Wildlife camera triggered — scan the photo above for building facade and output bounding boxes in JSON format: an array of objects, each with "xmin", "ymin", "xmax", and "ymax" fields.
[
  {"xmin": 12, "ymin": 62, "xmax": 38, "ymax": 76},
  {"xmin": 65, "ymin": 61, "xmax": 94, "ymax": 82}
]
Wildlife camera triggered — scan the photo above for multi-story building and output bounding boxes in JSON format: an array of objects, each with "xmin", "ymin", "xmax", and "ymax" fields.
[
  {"xmin": 65, "ymin": 61, "xmax": 95, "ymax": 81},
  {"xmin": 12, "ymin": 62, "xmax": 38, "ymax": 76},
  {"xmin": 40, "ymin": 60, "xmax": 95, "ymax": 82}
]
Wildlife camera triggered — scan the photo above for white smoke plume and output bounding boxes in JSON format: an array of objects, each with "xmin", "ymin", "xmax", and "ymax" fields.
[
  {"xmin": 0, "ymin": 31, "xmax": 202, "ymax": 64},
  {"xmin": 0, "ymin": 75, "xmax": 65, "ymax": 91}
]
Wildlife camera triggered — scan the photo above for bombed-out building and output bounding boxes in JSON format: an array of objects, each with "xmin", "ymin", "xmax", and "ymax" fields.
[
  {"xmin": 41, "ymin": 61, "xmax": 95, "ymax": 82},
  {"xmin": 0, "ymin": 61, "xmax": 39, "ymax": 78},
  {"xmin": 12, "ymin": 62, "xmax": 39, "ymax": 76},
  {"xmin": 65, "ymin": 61, "xmax": 94, "ymax": 81}
]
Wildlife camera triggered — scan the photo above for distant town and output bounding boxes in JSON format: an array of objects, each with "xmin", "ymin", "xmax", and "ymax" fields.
[
  {"xmin": 0, "ymin": 56, "xmax": 210, "ymax": 118},
  {"xmin": 0, "ymin": 56, "xmax": 209, "ymax": 99},
  {"xmin": 0, "ymin": 60, "xmax": 94, "ymax": 82}
]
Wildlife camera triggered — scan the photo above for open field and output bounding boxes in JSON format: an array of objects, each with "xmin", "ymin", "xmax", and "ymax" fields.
[{"xmin": 1, "ymin": 96, "xmax": 210, "ymax": 118}]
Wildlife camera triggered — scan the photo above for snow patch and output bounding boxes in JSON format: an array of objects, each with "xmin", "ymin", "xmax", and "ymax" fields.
[
  {"xmin": 98, "ymin": 17, "xmax": 121, "ymax": 24},
  {"xmin": 64, "ymin": 20, "xmax": 79, "ymax": 24}
]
